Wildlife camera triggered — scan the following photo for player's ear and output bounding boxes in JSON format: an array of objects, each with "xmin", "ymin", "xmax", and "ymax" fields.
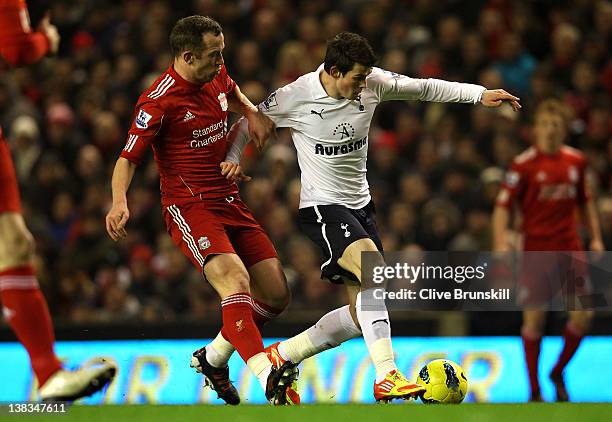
[
  {"xmin": 182, "ymin": 51, "xmax": 194, "ymax": 65},
  {"xmin": 329, "ymin": 66, "xmax": 342, "ymax": 79}
]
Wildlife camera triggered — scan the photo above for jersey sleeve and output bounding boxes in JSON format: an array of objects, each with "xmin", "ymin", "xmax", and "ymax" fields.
[
  {"xmin": 257, "ymin": 85, "xmax": 296, "ymax": 127},
  {"xmin": 368, "ymin": 67, "xmax": 485, "ymax": 104},
  {"xmin": 496, "ymin": 161, "xmax": 526, "ymax": 208},
  {"xmin": 120, "ymin": 98, "xmax": 164, "ymax": 165}
]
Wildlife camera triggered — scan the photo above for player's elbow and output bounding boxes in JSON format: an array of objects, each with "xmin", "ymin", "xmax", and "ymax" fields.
[
  {"xmin": 116, "ymin": 156, "xmax": 138, "ymax": 171},
  {"xmin": 492, "ymin": 205, "xmax": 508, "ymax": 219}
]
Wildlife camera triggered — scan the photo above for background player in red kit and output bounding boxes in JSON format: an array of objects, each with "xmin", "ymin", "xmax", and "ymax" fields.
[
  {"xmin": 0, "ymin": 0, "xmax": 116, "ymax": 401},
  {"xmin": 105, "ymin": 16, "xmax": 298, "ymax": 405},
  {"xmin": 493, "ymin": 99, "xmax": 604, "ymax": 402}
]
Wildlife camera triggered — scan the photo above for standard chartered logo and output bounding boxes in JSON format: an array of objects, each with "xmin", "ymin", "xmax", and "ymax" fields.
[{"xmin": 190, "ymin": 120, "xmax": 224, "ymax": 148}]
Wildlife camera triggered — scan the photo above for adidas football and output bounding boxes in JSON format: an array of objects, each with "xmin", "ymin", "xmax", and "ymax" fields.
[{"xmin": 417, "ymin": 359, "xmax": 468, "ymax": 403}]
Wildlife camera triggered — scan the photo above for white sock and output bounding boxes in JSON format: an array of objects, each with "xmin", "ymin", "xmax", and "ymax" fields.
[
  {"xmin": 278, "ymin": 305, "xmax": 361, "ymax": 363},
  {"xmin": 205, "ymin": 332, "xmax": 235, "ymax": 368},
  {"xmin": 246, "ymin": 352, "xmax": 273, "ymax": 391},
  {"xmin": 356, "ymin": 290, "xmax": 397, "ymax": 382}
]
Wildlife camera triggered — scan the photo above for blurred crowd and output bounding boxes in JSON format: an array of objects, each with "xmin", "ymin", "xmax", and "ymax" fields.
[{"xmin": 0, "ymin": 0, "xmax": 610, "ymax": 325}]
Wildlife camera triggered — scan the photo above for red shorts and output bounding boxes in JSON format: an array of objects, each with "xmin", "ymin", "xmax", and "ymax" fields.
[
  {"xmin": 0, "ymin": 136, "xmax": 21, "ymax": 213},
  {"xmin": 518, "ymin": 250, "xmax": 592, "ymax": 308},
  {"xmin": 162, "ymin": 196, "xmax": 277, "ymax": 271}
]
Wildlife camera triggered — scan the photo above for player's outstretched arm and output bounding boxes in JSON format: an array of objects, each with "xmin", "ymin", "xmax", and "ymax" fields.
[
  {"xmin": 105, "ymin": 157, "xmax": 137, "ymax": 241},
  {"xmin": 373, "ymin": 69, "xmax": 520, "ymax": 111}
]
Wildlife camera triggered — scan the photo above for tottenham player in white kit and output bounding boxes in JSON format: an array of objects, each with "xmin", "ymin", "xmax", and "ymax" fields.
[{"xmin": 221, "ymin": 32, "xmax": 521, "ymax": 402}]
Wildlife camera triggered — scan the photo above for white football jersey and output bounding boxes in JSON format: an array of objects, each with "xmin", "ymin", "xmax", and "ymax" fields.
[{"xmin": 231, "ymin": 65, "xmax": 485, "ymax": 209}]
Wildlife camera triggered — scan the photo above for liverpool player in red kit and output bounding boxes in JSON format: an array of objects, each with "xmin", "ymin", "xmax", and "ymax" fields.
[
  {"xmin": 105, "ymin": 16, "xmax": 298, "ymax": 405},
  {"xmin": 0, "ymin": 0, "xmax": 116, "ymax": 401},
  {"xmin": 493, "ymin": 99, "xmax": 604, "ymax": 402}
]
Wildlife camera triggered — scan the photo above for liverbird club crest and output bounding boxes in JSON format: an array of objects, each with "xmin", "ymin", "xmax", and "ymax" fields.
[{"xmin": 218, "ymin": 93, "xmax": 228, "ymax": 111}]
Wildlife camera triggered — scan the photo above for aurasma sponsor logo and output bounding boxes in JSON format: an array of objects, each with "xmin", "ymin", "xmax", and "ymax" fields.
[{"xmin": 314, "ymin": 137, "xmax": 368, "ymax": 156}]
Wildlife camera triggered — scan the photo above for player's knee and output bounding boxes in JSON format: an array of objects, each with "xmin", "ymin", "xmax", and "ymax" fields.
[
  {"xmin": 225, "ymin": 269, "xmax": 250, "ymax": 294},
  {"xmin": 250, "ymin": 261, "xmax": 291, "ymax": 311},
  {"xmin": 570, "ymin": 310, "xmax": 594, "ymax": 333},
  {"xmin": 208, "ymin": 265, "xmax": 251, "ymax": 295},
  {"xmin": 338, "ymin": 252, "xmax": 363, "ymax": 281},
  {"xmin": 269, "ymin": 285, "xmax": 291, "ymax": 311},
  {"xmin": 529, "ymin": 319, "xmax": 546, "ymax": 334},
  {"xmin": 522, "ymin": 324, "xmax": 544, "ymax": 337},
  {"xmin": 3, "ymin": 230, "xmax": 35, "ymax": 267},
  {"xmin": 522, "ymin": 311, "xmax": 546, "ymax": 335},
  {"xmin": 265, "ymin": 265, "xmax": 291, "ymax": 310},
  {"xmin": 339, "ymin": 239, "xmax": 381, "ymax": 282}
]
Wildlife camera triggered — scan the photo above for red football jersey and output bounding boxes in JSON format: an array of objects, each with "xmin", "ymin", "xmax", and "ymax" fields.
[
  {"xmin": 496, "ymin": 145, "xmax": 589, "ymax": 250},
  {"xmin": 121, "ymin": 65, "xmax": 238, "ymax": 206},
  {"xmin": 0, "ymin": 0, "xmax": 50, "ymax": 67}
]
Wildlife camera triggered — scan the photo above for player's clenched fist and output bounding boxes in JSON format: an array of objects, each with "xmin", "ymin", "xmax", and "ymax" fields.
[
  {"xmin": 38, "ymin": 14, "xmax": 60, "ymax": 54},
  {"xmin": 246, "ymin": 110, "xmax": 274, "ymax": 150},
  {"xmin": 105, "ymin": 203, "xmax": 129, "ymax": 241},
  {"xmin": 220, "ymin": 161, "xmax": 251, "ymax": 182}
]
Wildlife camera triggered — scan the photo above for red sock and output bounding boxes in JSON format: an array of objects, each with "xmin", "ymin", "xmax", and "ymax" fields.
[
  {"xmin": 220, "ymin": 293, "xmax": 264, "ymax": 363},
  {"xmin": 521, "ymin": 328, "xmax": 542, "ymax": 396},
  {"xmin": 552, "ymin": 322, "xmax": 584, "ymax": 376},
  {"xmin": 0, "ymin": 266, "xmax": 62, "ymax": 386},
  {"xmin": 251, "ymin": 299, "xmax": 282, "ymax": 331}
]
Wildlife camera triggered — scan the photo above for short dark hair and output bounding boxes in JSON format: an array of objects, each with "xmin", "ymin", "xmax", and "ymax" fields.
[
  {"xmin": 169, "ymin": 16, "xmax": 222, "ymax": 57},
  {"xmin": 323, "ymin": 32, "xmax": 377, "ymax": 74}
]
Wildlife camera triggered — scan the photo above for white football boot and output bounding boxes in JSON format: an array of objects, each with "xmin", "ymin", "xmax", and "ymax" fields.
[{"xmin": 39, "ymin": 360, "xmax": 117, "ymax": 402}]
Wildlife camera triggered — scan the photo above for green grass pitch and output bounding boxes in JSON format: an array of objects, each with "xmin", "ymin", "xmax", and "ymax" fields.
[{"xmin": 4, "ymin": 403, "xmax": 611, "ymax": 422}]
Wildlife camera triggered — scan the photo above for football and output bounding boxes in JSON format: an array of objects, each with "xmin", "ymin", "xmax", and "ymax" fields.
[{"xmin": 417, "ymin": 359, "xmax": 468, "ymax": 404}]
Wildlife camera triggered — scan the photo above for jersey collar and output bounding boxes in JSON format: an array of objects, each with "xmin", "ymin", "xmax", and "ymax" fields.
[
  {"xmin": 535, "ymin": 145, "xmax": 562, "ymax": 157},
  {"xmin": 311, "ymin": 64, "xmax": 331, "ymax": 100},
  {"xmin": 167, "ymin": 65, "xmax": 202, "ymax": 91}
]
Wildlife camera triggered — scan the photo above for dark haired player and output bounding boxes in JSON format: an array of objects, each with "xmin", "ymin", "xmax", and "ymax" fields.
[
  {"xmin": 106, "ymin": 16, "xmax": 298, "ymax": 405},
  {"xmin": 224, "ymin": 31, "xmax": 521, "ymax": 402}
]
